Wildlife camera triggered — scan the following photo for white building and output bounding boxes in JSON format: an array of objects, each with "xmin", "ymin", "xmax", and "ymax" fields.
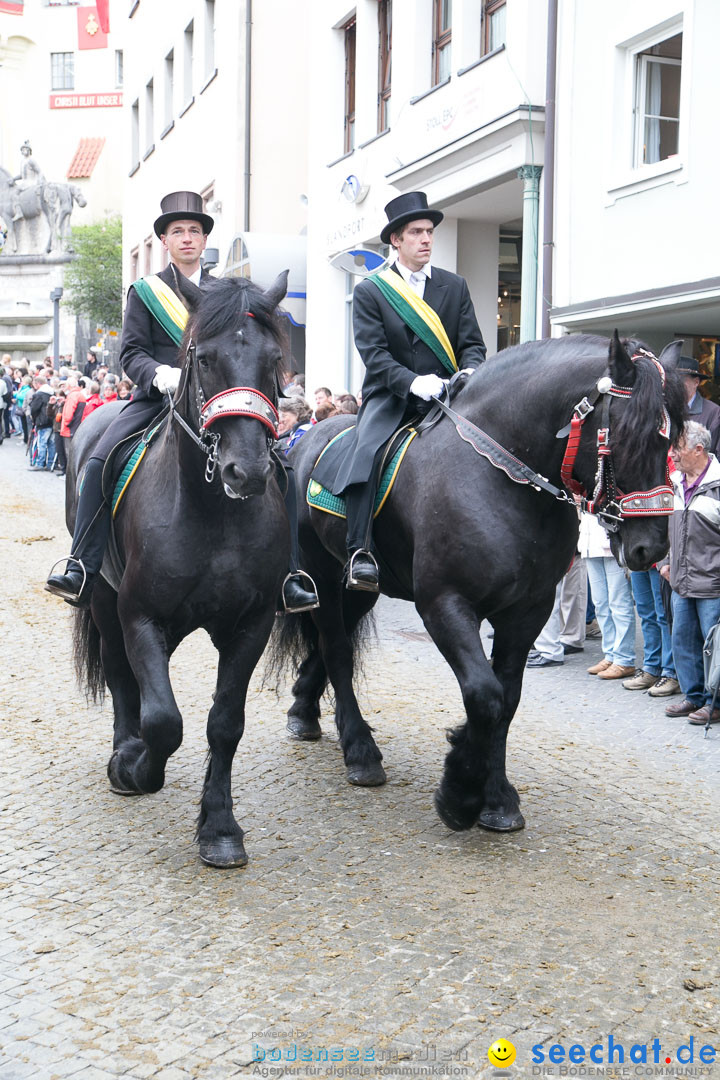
[
  {"xmin": 0, "ymin": 0, "xmax": 124, "ymax": 361},
  {"xmin": 122, "ymin": 0, "xmax": 309, "ymax": 366},
  {"xmin": 305, "ymin": 0, "xmax": 545, "ymax": 395},
  {"xmin": 550, "ymin": 0, "xmax": 720, "ymax": 377}
]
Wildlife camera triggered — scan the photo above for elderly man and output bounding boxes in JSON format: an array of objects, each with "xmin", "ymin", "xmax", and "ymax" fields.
[
  {"xmin": 677, "ymin": 355, "xmax": 720, "ymax": 455},
  {"xmin": 313, "ymin": 190, "xmax": 486, "ymax": 590},
  {"xmin": 661, "ymin": 421, "xmax": 720, "ymax": 725}
]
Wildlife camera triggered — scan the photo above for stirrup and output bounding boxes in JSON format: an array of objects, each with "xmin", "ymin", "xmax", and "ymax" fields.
[
  {"xmin": 44, "ymin": 556, "xmax": 88, "ymax": 601},
  {"xmin": 347, "ymin": 549, "xmax": 380, "ymax": 592},
  {"xmin": 280, "ymin": 571, "xmax": 320, "ymax": 614}
]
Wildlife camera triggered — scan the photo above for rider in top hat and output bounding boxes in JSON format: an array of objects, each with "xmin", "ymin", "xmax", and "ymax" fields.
[
  {"xmin": 45, "ymin": 190, "xmax": 319, "ymax": 614},
  {"xmin": 676, "ymin": 354, "xmax": 720, "ymax": 456},
  {"xmin": 312, "ymin": 190, "xmax": 487, "ymax": 591}
]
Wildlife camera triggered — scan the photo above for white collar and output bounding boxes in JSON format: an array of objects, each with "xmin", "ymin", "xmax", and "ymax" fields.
[
  {"xmin": 394, "ymin": 259, "xmax": 432, "ymax": 282},
  {"xmin": 187, "ymin": 267, "xmax": 203, "ymax": 286}
]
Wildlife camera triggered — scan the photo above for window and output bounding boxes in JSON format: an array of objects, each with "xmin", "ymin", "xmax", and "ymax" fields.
[
  {"xmin": 634, "ymin": 32, "xmax": 682, "ymax": 167},
  {"xmin": 432, "ymin": 0, "xmax": 451, "ymax": 85},
  {"xmin": 115, "ymin": 49, "xmax": 124, "ymax": 87},
  {"xmin": 50, "ymin": 52, "xmax": 74, "ymax": 90},
  {"xmin": 164, "ymin": 50, "xmax": 174, "ymax": 129},
  {"xmin": 145, "ymin": 78, "xmax": 154, "ymax": 152},
  {"xmin": 377, "ymin": 0, "xmax": 392, "ymax": 132},
  {"xmin": 130, "ymin": 247, "xmax": 139, "ymax": 283},
  {"xmin": 204, "ymin": 0, "xmax": 215, "ymax": 77},
  {"xmin": 144, "ymin": 236, "xmax": 153, "ymax": 276},
  {"xmin": 225, "ymin": 236, "xmax": 251, "ymax": 279},
  {"xmin": 130, "ymin": 99, "xmax": 139, "ymax": 168},
  {"xmin": 343, "ymin": 17, "xmax": 356, "ymax": 153},
  {"xmin": 482, "ymin": 0, "xmax": 506, "ymax": 55},
  {"xmin": 184, "ymin": 20, "xmax": 194, "ymax": 103}
]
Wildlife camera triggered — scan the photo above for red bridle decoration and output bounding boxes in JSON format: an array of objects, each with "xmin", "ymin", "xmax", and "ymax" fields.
[{"xmin": 200, "ymin": 387, "xmax": 279, "ymax": 439}]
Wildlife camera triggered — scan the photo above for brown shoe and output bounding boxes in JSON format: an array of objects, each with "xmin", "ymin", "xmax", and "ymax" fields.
[
  {"xmin": 597, "ymin": 663, "xmax": 636, "ymax": 680},
  {"xmin": 622, "ymin": 670, "xmax": 660, "ymax": 691},
  {"xmin": 648, "ymin": 676, "xmax": 680, "ymax": 698},
  {"xmin": 587, "ymin": 658, "xmax": 612, "ymax": 675},
  {"xmin": 688, "ymin": 705, "xmax": 720, "ymax": 725},
  {"xmin": 665, "ymin": 698, "xmax": 700, "ymax": 717}
]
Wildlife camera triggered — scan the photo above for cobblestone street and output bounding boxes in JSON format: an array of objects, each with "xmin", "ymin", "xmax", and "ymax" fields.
[{"xmin": 1, "ymin": 434, "xmax": 719, "ymax": 1080}]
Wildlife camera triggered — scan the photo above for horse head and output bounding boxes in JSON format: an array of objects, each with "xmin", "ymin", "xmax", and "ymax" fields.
[
  {"xmin": 585, "ymin": 332, "xmax": 686, "ymax": 570},
  {"xmin": 176, "ymin": 269, "xmax": 289, "ymax": 499}
]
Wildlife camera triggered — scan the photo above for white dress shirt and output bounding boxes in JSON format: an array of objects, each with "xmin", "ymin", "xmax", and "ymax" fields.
[{"xmin": 394, "ymin": 260, "xmax": 432, "ymax": 300}]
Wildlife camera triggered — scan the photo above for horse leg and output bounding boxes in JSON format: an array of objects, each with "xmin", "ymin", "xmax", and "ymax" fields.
[
  {"xmin": 286, "ymin": 620, "xmax": 327, "ymax": 740},
  {"xmin": 416, "ymin": 591, "xmax": 525, "ymax": 833},
  {"xmin": 106, "ymin": 612, "xmax": 183, "ymax": 796},
  {"xmin": 312, "ymin": 582, "xmax": 385, "ymax": 786},
  {"xmin": 90, "ymin": 581, "xmax": 141, "ymax": 747},
  {"xmin": 197, "ymin": 614, "xmax": 275, "ymax": 868}
]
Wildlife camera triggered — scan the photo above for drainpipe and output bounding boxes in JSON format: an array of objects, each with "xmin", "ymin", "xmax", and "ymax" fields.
[
  {"xmin": 244, "ymin": 0, "xmax": 252, "ymax": 231},
  {"xmin": 517, "ymin": 165, "xmax": 542, "ymax": 342},
  {"xmin": 541, "ymin": 0, "xmax": 558, "ymax": 338}
]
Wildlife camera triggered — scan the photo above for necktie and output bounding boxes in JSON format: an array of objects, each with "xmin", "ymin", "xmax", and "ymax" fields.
[{"xmin": 409, "ymin": 271, "xmax": 425, "ymax": 296}]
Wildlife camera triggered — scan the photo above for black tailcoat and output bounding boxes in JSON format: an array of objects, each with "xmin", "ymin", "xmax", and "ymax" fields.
[
  {"xmin": 313, "ymin": 264, "xmax": 486, "ymax": 494},
  {"xmin": 93, "ymin": 265, "xmax": 213, "ymax": 460}
]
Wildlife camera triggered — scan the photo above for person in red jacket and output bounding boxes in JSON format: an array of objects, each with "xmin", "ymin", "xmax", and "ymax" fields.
[{"xmin": 81, "ymin": 381, "xmax": 104, "ymax": 420}]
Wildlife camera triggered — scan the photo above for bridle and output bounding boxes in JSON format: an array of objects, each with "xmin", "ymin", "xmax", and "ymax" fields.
[
  {"xmin": 433, "ymin": 348, "xmax": 674, "ymax": 532},
  {"xmin": 165, "ymin": 315, "xmax": 279, "ymax": 485},
  {"xmin": 557, "ymin": 349, "xmax": 673, "ymax": 531}
]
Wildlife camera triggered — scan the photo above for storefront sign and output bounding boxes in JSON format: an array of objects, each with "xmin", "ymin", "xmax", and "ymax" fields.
[{"xmin": 50, "ymin": 92, "xmax": 123, "ymax": 109}]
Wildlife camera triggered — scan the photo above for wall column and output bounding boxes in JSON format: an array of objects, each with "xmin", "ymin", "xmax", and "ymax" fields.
[{"xmin": 517, "ymin": 164, "xmax": 543, "ymax": 342}]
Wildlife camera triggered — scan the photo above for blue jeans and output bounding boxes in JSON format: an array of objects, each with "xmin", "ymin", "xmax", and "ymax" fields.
[
  {"xmin": 585, "ymin": 556, "xmax": 636, "ymax": 667},
  {"xmin": 630, "ymin": 569, "xmax": 675, "ymax": 678},
  {"xmin": 36, "ymin": 427, "xmax": 54, "ymax": 469},
  {"xmin": 671, "ymin": 594, "xmax": 720, "ymax": 707}
]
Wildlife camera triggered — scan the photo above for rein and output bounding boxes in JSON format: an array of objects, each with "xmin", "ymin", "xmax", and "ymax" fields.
[
  {"xmin": 433, "ymin": 349, "xmax": 674, "ymax": 532},
  {"xmin": 165, "ymin": 320, "xmax": 279, "ymax": 485}
]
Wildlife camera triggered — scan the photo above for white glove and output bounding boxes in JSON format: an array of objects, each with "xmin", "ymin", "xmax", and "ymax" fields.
[
  {"xmin": 409, "ymin": 374, "xmax": 445, "ymax": 401},
  {"xmin": 153, "ymin": 365, "xmax": 182, "ymax": 394}
]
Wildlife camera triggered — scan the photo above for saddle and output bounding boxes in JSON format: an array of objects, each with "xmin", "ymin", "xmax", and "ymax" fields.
[{"xmin": 307, "ymin": 424, "xmax": 417, "ymax": 519}]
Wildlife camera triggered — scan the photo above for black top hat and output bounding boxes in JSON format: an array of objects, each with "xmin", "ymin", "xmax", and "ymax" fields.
[
  {"xmin": 380, "ymin": 191, "xmax": 444, "ymax": 245},
  {"xmin": 677, "ymin": 355, "xmax": 709, "ymax": 380},
  {"xmin": 153, "ymin": 191, "xmax": 214, "ymax": 238}
]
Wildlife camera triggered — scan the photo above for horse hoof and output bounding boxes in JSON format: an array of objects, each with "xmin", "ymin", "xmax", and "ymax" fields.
[
  {"xmin": 347, "ymin": 761, "xmax": 386, "ymax": 787},
  {"xmin": 107, "ymin": 751, "xmax": 144, "ymax": 796},
  {"xmin": 198, "ymin": 838, "xmax": 248, "ymax": 869},
  {"xmin": 434, "ymin": 789, "xmax": 475, "ymax": 831},
  {"xmin": 477, "ymin": 808, "xmax": 525, "ymax": 832},
  {"xmin": 286, "ymin": 715, "xmax": 322, "ymax": 741}
]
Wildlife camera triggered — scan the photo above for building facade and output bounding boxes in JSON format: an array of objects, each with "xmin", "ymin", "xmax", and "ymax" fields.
[
  {"xmin": 551, "ymin": 0, "xmax": 720, "ymax": 385},
  {"xmin": 304, "ymin": 0, "xmax": 545, "ymax": 395}
]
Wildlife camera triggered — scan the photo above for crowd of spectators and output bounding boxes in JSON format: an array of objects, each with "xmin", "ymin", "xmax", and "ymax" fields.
[
  {"xmin": 0, "ymin": 350, "xmax": 133, "ymax": 474},
  {"xmin": 276, "ymin": 373, "xmax": 360, "ymax": 453}
]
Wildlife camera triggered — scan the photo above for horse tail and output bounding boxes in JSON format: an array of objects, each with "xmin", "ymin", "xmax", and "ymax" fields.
[
  {"xmin": 265, "ymin": 604, "xmax": 376, "ymax": 690},
  {"xmin": 72, "ymin": 608, "xmax": 106, "ymax": 703}
]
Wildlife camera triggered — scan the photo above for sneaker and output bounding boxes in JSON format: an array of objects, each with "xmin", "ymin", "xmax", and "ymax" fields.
[
  {"xmin": 622, "ymin": 669, "xmax": 660, "ymax": 691},
  {"xmin": 585, "ymin": 619, "xmax": 602, "ymax": 639},
  {"xmin": 597, "ymin": 663, "xmax": 636, "ymax": 680},
  {"xmin": 648, "ymin": 676, "xmax": 680, "ymax": 698}
]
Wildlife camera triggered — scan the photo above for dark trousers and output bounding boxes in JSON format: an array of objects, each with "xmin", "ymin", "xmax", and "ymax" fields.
[
  {"xmin": 345, "ymin": 447, "xmax": 385, "ymax": 552},
  {"xmin": 54, "ymin": 433, "xmax": 67, "ymax": 472}
]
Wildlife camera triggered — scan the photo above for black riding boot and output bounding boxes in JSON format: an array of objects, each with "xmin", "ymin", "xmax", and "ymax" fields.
[
  {"xmin": 45, "ymin": 457, "xmax": 110, "ymax": 606},
  {"xmin": 278, "ymin": 458, "xmax": 319, "ymax": 614},
  {"xmin": 344, "ymin": 482, "xmax": 380, "ymax": 592}
]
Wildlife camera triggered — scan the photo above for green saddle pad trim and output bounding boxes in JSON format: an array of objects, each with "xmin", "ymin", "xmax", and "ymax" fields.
[
  {"xmin": 111, "ymin": 423, "xmax": 164, "ymax": 517},
  {"xmin": 307, "ymin": 428, "xmax": 417, "ymax": 519}
]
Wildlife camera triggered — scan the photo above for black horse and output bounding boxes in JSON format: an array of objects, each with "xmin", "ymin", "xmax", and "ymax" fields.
[
  {"xmin": 71, "ymin": 273, "xmax": 290, "ymax": 868},
  {"xmin": 277, "ymin": 333, "xmax": 685, "ymax": 833}
]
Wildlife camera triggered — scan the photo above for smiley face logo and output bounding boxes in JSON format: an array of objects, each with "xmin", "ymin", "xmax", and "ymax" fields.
[{"xmin": 488, "ymin": 1039, "xmax": 516, "ymax": 1067}]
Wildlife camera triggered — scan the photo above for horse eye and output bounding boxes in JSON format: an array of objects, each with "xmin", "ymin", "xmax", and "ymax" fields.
[{"xmin": 197, "ymin": 352, "xmax": 210, "ymax": 369}]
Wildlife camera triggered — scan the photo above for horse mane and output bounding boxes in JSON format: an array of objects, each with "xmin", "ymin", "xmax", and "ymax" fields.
[
  {"xmin": 610, "ymin": 337, "xmax": 686, "ymax": 475},
  {"xmin": 188, "ymin": 277, "xmax": 286, "ymax": 346}
]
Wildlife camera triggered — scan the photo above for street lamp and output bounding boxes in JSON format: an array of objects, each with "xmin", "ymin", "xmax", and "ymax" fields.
[{"xmin": 50, "ymin": 287, "xmax": 63, "ymax": 370}]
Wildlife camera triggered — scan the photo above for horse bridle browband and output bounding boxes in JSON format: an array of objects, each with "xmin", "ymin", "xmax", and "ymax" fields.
[
  {"xmin": 433, "ymin": 348, "xmax": 674, "ymax": 532},
  {"xmin": 165, "ymin": 322, "xmax": 279, "ymax": 484}
]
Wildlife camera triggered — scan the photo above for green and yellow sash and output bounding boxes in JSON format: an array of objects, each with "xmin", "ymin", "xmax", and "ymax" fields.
[
  {"xmin": 131, "ymin": 275, "xmax": 189, "ymax": 346},
  {"xmin": 368, "ymin": 268, "xmax": 457, "ymax": 375}
]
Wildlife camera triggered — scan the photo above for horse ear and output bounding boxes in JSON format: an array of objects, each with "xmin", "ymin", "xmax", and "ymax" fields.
[
  {"xmin": 172, "ymin": 268, "xmax": 204, "ymax": 312},
  {"xmin": 608, "ymin": 329, "xmax": 635, "ymax": 386},
  {"xmin": 264, "ymin": 269, "xmax": 289, "ymax": 310},
  {"xmin": 658, "ymin": 339, "xmax": 683, "ymax": 371}
]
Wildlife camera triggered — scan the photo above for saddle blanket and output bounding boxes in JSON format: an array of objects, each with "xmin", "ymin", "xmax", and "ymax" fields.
[
  {"xmin": 307, "ymin": 426, "xmax": 416, "ymax": 519},
  {"xmin": 110, "ymin": 421, "xmax": 165, "ymax": 517}
]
